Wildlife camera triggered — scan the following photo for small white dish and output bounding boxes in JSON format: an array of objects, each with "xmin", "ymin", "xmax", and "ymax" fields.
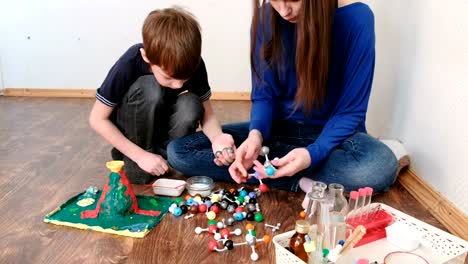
[
  {"xmin": 152, "ymin": 178, "xmax": 186, "ymax": 197},
  {"xmin": 385, "ymin": 222, "xmax": 421, "ymax": 251}
]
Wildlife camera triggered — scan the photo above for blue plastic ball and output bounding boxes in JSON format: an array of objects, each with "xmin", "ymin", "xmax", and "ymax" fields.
[
  {"xmin": 234, "ymin": 212, "xmax": 244, "ymax": 221},
  {"xmin": 248, "ymin": 192, "xmax": 257, "ymax": 199},
  {"xmin": 265, "ymin": 166, "xmax": 275, "ymax": 176},
  {"xmin": 186, "ymin": 198, "xmax": 194, "ymax": 206},
  {"xmin": 173, "ymin": 207, "xmax": 182, "ymax": 217},
  {"xmin": 239, "ymin": 190, "xmax": 248, "ymax": 197},
  {"xmin": 205, "ymin": 200, "xmax": 212, "ymax": 208}
]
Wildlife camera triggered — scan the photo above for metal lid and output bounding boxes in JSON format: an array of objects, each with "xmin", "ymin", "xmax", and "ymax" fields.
[{"xmin": 295, "ymin": 220, "xmax": 310, "ymax": 234}]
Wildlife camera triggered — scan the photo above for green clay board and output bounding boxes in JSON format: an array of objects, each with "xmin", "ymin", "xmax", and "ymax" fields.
[{"xmin": 44, "ymin": 191, "xmax": 173, "ymax": 238}]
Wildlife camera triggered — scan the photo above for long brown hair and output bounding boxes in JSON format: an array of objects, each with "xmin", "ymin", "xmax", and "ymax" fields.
[{"xmin": 250, "ymin": 0, "xmax": 337, "ymax": 112}]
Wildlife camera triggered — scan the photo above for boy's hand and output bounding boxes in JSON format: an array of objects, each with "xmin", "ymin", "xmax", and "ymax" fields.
[
  {"xmin": 136, "ymin": 152, "xmax": 169, "ymax": 176},
  {"xmin": 253, "ymin": 148, "xmax": 311, "ymax": 179},
  {"xmin": 212, "ymin": 133, "xmax": 236, "ymax": 166},
  {"xmin": 228, "ymin": 130, "xmax": 262, "ymax": 183}
]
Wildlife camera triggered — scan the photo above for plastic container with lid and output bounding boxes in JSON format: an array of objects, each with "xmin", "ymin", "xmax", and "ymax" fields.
[{"xmin": 152, "ymin": 178, "xmax": 186, "ymax": 197}]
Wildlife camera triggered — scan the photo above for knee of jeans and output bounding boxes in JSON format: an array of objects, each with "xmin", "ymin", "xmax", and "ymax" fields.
[
  {"xmin": 127, "ymin": 75, "xmax": 163, "ymax": 102},
  {"xmin": 174, "ymin": 93, "xmax": 204, "ymax": 122},
  {"xmin": 335, "ymin": 159, "xmax": 397, "ymax": 193}
]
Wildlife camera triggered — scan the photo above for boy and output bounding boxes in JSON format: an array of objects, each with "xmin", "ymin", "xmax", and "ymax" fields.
[{"xmin": 89, "ymin": 7, "xmax": 235, "ymax": 184}]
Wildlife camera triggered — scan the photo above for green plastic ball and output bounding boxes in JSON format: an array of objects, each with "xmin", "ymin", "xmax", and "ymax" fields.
[{"xmin": 254, "ymin": 213, "xmax": 263, "ymax": 222}]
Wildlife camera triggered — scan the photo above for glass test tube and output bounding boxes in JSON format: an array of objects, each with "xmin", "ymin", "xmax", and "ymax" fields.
[
  {"xmin": 363, "ymin": 187, "xmax": 373, "ymax": 220},
  {"xmin": 346, "ymin": 191, "xmax": 359, "ymax": 222},
  {"xmin": 357, "ymin": 188, "xmax": 367, "ymax": 223}
]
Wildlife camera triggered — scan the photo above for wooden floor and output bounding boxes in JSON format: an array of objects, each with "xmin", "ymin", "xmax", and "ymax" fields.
[{"xmin": 0, "ymin": 97, "xmax": 448, "ymax": 264}]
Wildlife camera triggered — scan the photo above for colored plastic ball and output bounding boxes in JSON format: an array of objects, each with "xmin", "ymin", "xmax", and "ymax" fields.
[
  {"xmin": 204, "ymin": 200, "xmax": 212, "ymax": 208},
  {"xmin": 173, "ymin": 207, "xmax": 182, "ymax": 217},
  {"xmin": 248, "ymin": 192, "xmax": 257, "ymax": 199},
  {"xmin": 220, "ymin": 228, "xmax": 230, "ymax": 238},
  {"xmin": 254, "ymin": 213, "xmax": 264, "ymax": 222},
  {"xmin": 175, "ymin": 197, "xmax": 182, "ymax": 205},
  {"xmin": 234, "ymin": 212, "xmax": 244, "ymax": 221},
  {"xmin": 208, "ymin": 220, "xmax": 217, "ymax": 226},
  {"xmin": 198, "ymin": 203, "xmax": 207, "ymax": 213},
  {"xmin": 259, "ymin": 184, "xmax": 268, "ymax": 193},
  {"xmin": 208, "ymin": 225, "xmax": 218, "ymax": 234},
  {"xmin": 265, "ymin": 166, "xmax": 275, "ymax": 176},
  {"xmin": 263, "ymin": 235, "xmax": 271, "ymax": 243},
  {"xmin": 180, "ymin": 205, "xmax": 188, "ymax": 214},
  {"xmin": 237, "ymin": 196, "xmax": 245, "ymax": 204},
  {"xmin": 219, "ymin": 200, "xmax": 229, "ymax": 210},
  {"xmin": 239, "ymin": 190, "xmax": 248, "ymax": 197},
  {"xmin": 210, "ymin": 205, "xmax": 220, "ymax": 214},
  {"xmin": 246, "ymin": 212, "xmax": 255, "ymax": 221},
  {"xmin": 227, "ymin": 204, "xmax": 236, "ymax": 213},
  {"xmin": 189, "ymin": 205, "xmax": 198, "ymax": 214},
  {"xmin": 248, "ymin": 198, "xmax": 257, "ymax": 204},
  {"xmin": 206, "ymin": 211, "xmax": 216, "ymax": 220},
  {"xmin": 211, "ymin": 194, "xmax": 220, "ymax": 203},
  {"xmin": 299, "ymin": 210, "xmax": 306, "ymax": 219},
  {"xmin": 208, "ymin": 240, "xmax": 218, "ymax": 251},
  {"xmin": 234, "ymin": 207, "xmax": 244, "ymax": 213},
  {"xmin": 224, "ymin": 240, "xmax": 234, "ymax": 250},
  {"xmin": 226, "ymin": 217, "xmax": 235, "ymax": 226},
  {"xmin": 186, "ymin": 198, "xmax": 194, "ymax": 206}
]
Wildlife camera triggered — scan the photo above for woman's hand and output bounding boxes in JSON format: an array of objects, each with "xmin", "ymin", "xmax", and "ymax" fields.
[
  {"xmin": 136, "ymin": 151, "xmax": 169, "ymax": 176},
  {"xmin": 211, "ymin": 133, "xmax": 236, "ymax": 166},
  {"xmin": 253, "ymin": 148, "xmax": 311, "ymax": 179},
  {"xmin": 229, "ymin": 130, "xmax": 263, "ymax": 183}
]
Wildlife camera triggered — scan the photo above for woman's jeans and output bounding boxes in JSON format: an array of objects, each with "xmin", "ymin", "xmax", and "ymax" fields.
[
  {"xmin": 111, "ymin": 75, "xmax": 204, "ymax": 184},
  {"xmin": 167, "ymin": 121, "xmax": 398, "ymax": 193}
]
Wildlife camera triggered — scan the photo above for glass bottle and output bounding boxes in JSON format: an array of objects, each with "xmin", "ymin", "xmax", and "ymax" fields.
[
  {"xmin": 289, "ymin": 220, "xmax": 310, "ymax": 262},
  {"xmin": 328, "ymin": 183, "xmax": 348, "ymax": 249}
]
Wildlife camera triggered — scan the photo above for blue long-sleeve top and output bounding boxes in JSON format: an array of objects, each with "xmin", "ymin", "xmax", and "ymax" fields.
[{"xmin": 250, "ymin": 3, "xmax": 375, "ymax": 169}]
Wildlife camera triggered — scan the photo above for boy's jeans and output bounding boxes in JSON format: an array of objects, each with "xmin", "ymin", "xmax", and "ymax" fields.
[
  {"xmin": 111, "ymin": 75, "xmax": 204, "ymax": 184},
  {"xmin": 167, "ymin": 121, "xmax": 398, "ymax": 193}
]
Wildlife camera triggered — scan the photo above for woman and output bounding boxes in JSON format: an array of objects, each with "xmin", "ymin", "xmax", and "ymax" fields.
[{"xmin": 168, "ymin": 0, "xmax": 406, "ymax": 195}]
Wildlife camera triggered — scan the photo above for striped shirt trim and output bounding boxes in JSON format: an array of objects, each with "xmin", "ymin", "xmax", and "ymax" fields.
[
  {"xmin": 199, "ymin": 90, "xmax": 211, "ymax": 102},
  {"xmin": 96, "ymin": 92, "xmax": 117, "ymax": 107}
]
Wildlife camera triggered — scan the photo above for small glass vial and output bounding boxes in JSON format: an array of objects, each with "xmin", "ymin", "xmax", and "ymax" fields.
[
  {"xmin": 289, "ymin": 220, "xmax": 310, "ymax": 262},
  {"xmin": 328, "ymin": 183, "xmax": 348, "ymax": 249}
]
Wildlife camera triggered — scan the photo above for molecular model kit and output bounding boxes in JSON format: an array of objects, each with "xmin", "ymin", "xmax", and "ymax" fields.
[{"xmin": 165, "ymin": 146, "xmax": 279, "ymax": 261}]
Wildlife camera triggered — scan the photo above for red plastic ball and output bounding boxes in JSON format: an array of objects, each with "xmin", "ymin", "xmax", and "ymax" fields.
[
  {"xmin": 234, "ymin": 207, "xmax": 244, "ymax": 213},
  {"xmin": 210, "ymin": 205, "xmax": 220, "ymax": 214},
  {"xmin": 208, "ymin": 225, "xmax": 218, "ymax": 234},
  {"xmin": 259, "ymin": 184, "xmax": 268, "ymax": 193},
  {"xmin": 198, "ymin": 204, "xmax": 207, "ymax": 213},
  {"xmin": 208, "ymin": 240, "xmax": 218, "ymax": 251},
  {"xmin": 220, "ymin": 228, "xmax": 230, "ymax": 238}
]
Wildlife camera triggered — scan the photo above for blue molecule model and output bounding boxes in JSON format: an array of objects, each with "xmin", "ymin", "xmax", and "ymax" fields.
[
  {"xmin": 173, "ymin": 207, "xmax": 182, "ymax": 217},
  {"xmin": 265, "ymin": 165, "xmax": 275, "ymax": 176}
]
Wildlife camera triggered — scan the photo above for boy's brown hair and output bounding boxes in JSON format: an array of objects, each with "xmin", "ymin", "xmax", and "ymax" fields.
[{"xmin": 142, "ymin": 7, "xmax": 201, "ymax": 80}]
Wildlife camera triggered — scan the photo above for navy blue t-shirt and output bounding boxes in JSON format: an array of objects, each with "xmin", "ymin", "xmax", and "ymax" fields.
[{"xmin": 96, "ymin": 43, "xmax": 211, "ymax": 107}]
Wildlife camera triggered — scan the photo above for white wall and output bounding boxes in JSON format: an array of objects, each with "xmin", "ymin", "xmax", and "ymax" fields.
[
  {"xmin": 364, "ymin": 0, "xmax": 468, "ymax": 214},
  {"xmin": 0, "ymin": 0, "xmax": 252, "ymax": 91}
]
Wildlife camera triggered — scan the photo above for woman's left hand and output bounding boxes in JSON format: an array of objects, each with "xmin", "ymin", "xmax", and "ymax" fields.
[
  {"xmin": 253, "ymin": 148, "xmax": 311, "ymax": 179},
  {"xmin": 211, "ymin": 133, "xmax": 236, "ymax": 166}
]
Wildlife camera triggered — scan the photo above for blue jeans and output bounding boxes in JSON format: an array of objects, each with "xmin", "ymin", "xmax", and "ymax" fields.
[
  {"xmin": 111, "ymin": 76, "xmax": 204, "ymax": 184},
  {"xmin": 167, "ymin": 121, "xmax": 398, "ymax": 193}
]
